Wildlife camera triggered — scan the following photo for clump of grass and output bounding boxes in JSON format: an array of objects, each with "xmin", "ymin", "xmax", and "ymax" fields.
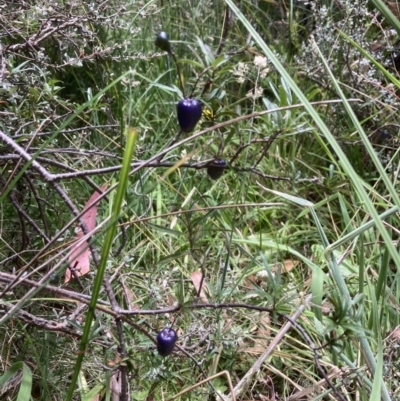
[{"xmin": 1, "ymin": 0, "xmax": 400, "ymax": 400}]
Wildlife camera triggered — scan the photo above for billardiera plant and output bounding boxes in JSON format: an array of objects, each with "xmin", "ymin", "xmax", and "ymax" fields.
[{"xmin": 155, "ymin": 31, "xmax": 202, "ymax": 133}]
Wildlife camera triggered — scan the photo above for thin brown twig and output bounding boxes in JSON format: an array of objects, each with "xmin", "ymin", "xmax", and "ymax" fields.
[
  {"xmin": 0, "ymin": 271, "xmax": 346, "ymax": 401},
  {"xmin": 2, "ymin": 99, "xmax": 361, "ymax": 183},
  {"xmin": 216, "ymin": 5, "xmax": 232, "ymax": 56},
  {"xmin": 104, "ymin": 279, "xmax": 129, "ymax": 401}
]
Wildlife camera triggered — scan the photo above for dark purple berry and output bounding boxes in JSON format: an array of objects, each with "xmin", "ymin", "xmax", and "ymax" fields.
[
  {"xmin": 157, "ymin": 327, "xmax": 177, "ymax": 357},
  {"xmin": 380, "ymin": 130, "xmax": 391, "ymax": 140},
  {"xmin": 155, "ymin": 32, "xmax": 171, "ymax": 53},
  {"xmin": 177, "ymin": 98, "xmax": 202, "ymax": 133},
  {"xmin": 207, "ymin": 159, "xmax": 227, "ymax": 180}
]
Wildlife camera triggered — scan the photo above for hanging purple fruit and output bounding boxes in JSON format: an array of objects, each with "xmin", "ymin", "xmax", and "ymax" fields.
[
  {"xmin": 207, "ymin": 159, "xmax": 227, "ymax": 180},
  {"xmin": 156, "ymin": 327, "xmax": 178, "ymax": 357},
  {"xmin": 155, "ymin": 31, "xmax": 171, "ymax": 53},
  {"xmin": 177, "ymin": 98, "xmax": 202, "ymax": 133}
]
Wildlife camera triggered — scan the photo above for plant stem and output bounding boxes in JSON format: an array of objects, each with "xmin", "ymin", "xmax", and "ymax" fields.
[{"xmin": 170, "ymin": 50, "xmax": 186, "ymax": 98}]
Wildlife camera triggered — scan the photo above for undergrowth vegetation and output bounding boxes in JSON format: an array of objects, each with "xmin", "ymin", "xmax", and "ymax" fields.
[{"xmin": 1, "ymin": 0, "xmax": 400, "ymax": 400}]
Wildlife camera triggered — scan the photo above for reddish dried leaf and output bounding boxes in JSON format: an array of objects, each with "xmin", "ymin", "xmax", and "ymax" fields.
[
  {"xmin": 283, "ymin": 259, "xmax": 296, "ymax": 272},
  {"xmin": 243, "ymin": 274, "xmax": 260, "ymax": 289},
  {"xmin": 65, "ymin": 183, "xmax": 108, "ymax": 283},
  {"xmin": 107, "ymin": 354, "xmax": 121, "ymax": 367},
  {"xmin": 271, "ymin": 259, "xmax": 298, "ymax": 273}
]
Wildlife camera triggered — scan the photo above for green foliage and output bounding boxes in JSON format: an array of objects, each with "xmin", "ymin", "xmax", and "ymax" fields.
[
  {"xmin": 0, "ymin": 361, "xmax": 32, "ymax": 401},
  {"xmin": 1, "ymin": 0, "xmax": 400, "ymax": 400}
]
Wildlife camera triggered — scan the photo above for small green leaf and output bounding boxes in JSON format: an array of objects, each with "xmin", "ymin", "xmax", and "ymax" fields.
[
  {"xmin": 212, "ymin": 55, "xmax": 228, "ymax": 69},
  {"xmin": 196, "ymin": 36, "xmax": 215, "ymax": 65},
  {"xmin": 0, "ymin": 361, "xmax": 33, "ymax": 401}
]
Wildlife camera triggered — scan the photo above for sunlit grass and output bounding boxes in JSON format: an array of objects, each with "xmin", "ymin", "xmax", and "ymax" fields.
[{"xmin": 1, "ymin": 0, "xmax": 400, "ymax": 400}]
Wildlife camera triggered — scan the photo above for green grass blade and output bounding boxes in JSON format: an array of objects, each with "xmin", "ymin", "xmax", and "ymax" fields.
[
  {"xmin": 17, "ymin": 362, "xmax": 33, "ymax": 401},
  {"xmin": 340, "ymin": 31, "xmax": 400, "ymax": 88},
  {"xmin": 223, "ymin": 2, "xmax": 392, "ymax": 398},
  {"xmin": 66, "ymin": 127, "xmax": 138, "ymax": 401},
  {"xmin": 370, "ymin": 0, "xmax": 400, "ymax": 34},
  {"xmin": 0, "ymin": 361, "xmax": 33, "ymax": 401},
  {"xmin": 369, "ymin": 336, "xmax": 383, "ymax": 401},
  {"xmin": 312, "ymin": 39, "xmax": 400, "ymax": 261},
  {"xmin": 376, "ymin": 246, "xmax": 390, "ymax": 302}
]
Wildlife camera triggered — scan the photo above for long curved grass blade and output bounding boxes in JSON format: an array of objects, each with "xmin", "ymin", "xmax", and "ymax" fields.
[
  {"xmin": 224, "ymin": 1, "xmax": 392, "ymax": 399},
  {"xmin": 66, "ymin": 127, "xmax": 138, "ymax": 401},
  {"xmin": 0, "ymin": 361, "xmax": 32, "ymax": 401},
  {"xmin": 370, "ymin": 0, "xmax": 400, "ymax": 34},
  {"xmin": 369, "ymin": 338, "xmax": 383, "ymax": 401}
]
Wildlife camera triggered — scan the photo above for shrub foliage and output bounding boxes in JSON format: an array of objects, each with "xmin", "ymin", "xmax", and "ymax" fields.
[{"xmin": 1, "ymin": 0, "xmax": 400, "ymax": 400}]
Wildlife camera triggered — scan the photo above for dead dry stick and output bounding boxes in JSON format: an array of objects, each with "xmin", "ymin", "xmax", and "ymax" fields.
[
  {"xmin": 226, "ymin": 294, "xmax": 312, "ymax": 401},
  {"xmin": 287, "ymin": 367, "xmax": 346, "ymax": 400},
  {"xmin": 166, "ymin": 370, "xmax": 235, "ymax": 401}
]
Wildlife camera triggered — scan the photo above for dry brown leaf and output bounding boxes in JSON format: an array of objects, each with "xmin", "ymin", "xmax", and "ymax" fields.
[
  {"xmin": 270, "ymin": 259, "xmax": 299, "ymax": 273},
  {"xmin": 239, "ymin": 314, "xmax": 271, "ymax": 355},
  {"xmin": 165, "ymin": 293, "xmax": 177, "ymax": 307},
  {"xmin": 243, "ymin": 274, "xmax": 259, "ymax": 289},
  {"xmin": 222, "ymin": 311, "xmax": 234, "ymax": 333},
  {"xmin": 122, "ymin": 284, "xmax": 141, "ymax": 310},
  {"xmin": 107, "ymin": 353, "xmax": 122, "ymax": 368},
  {"xmin": 258, "ymin": 314, "xmax": 271, "ymax": 336},
  {"xmin": 387, "ymin": 325, "xmax": 400, "ymax": 341},
  {"xmin": 190, "ymin": 270, "xmax": 209, "ymax": 303},
  {"xmin": 65, "ymin": 183, "xmax": 108, "ymax": 283}
]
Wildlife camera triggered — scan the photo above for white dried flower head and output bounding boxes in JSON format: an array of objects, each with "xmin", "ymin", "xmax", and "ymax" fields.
[
  {"xmin": 238, "ymin": 62, "xmax": 249, "ymax": 74},
  {"xmin": 260, "ymin": 68, "xmax": 269, "ymax": 79},
  {"xmin": 256, "ymin": 270, "xmax": 270, "ymax": 279},
  {"xmin": 246, "ymin": 86, "xmax": 263, "ymax": 99},
  {"xmin": 232, "ymin": 62, "xmax": 249, "ymax": 83},
  {"xmin": 254, "ymin": 55, "xmax": 268, "ymax": 69}
]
